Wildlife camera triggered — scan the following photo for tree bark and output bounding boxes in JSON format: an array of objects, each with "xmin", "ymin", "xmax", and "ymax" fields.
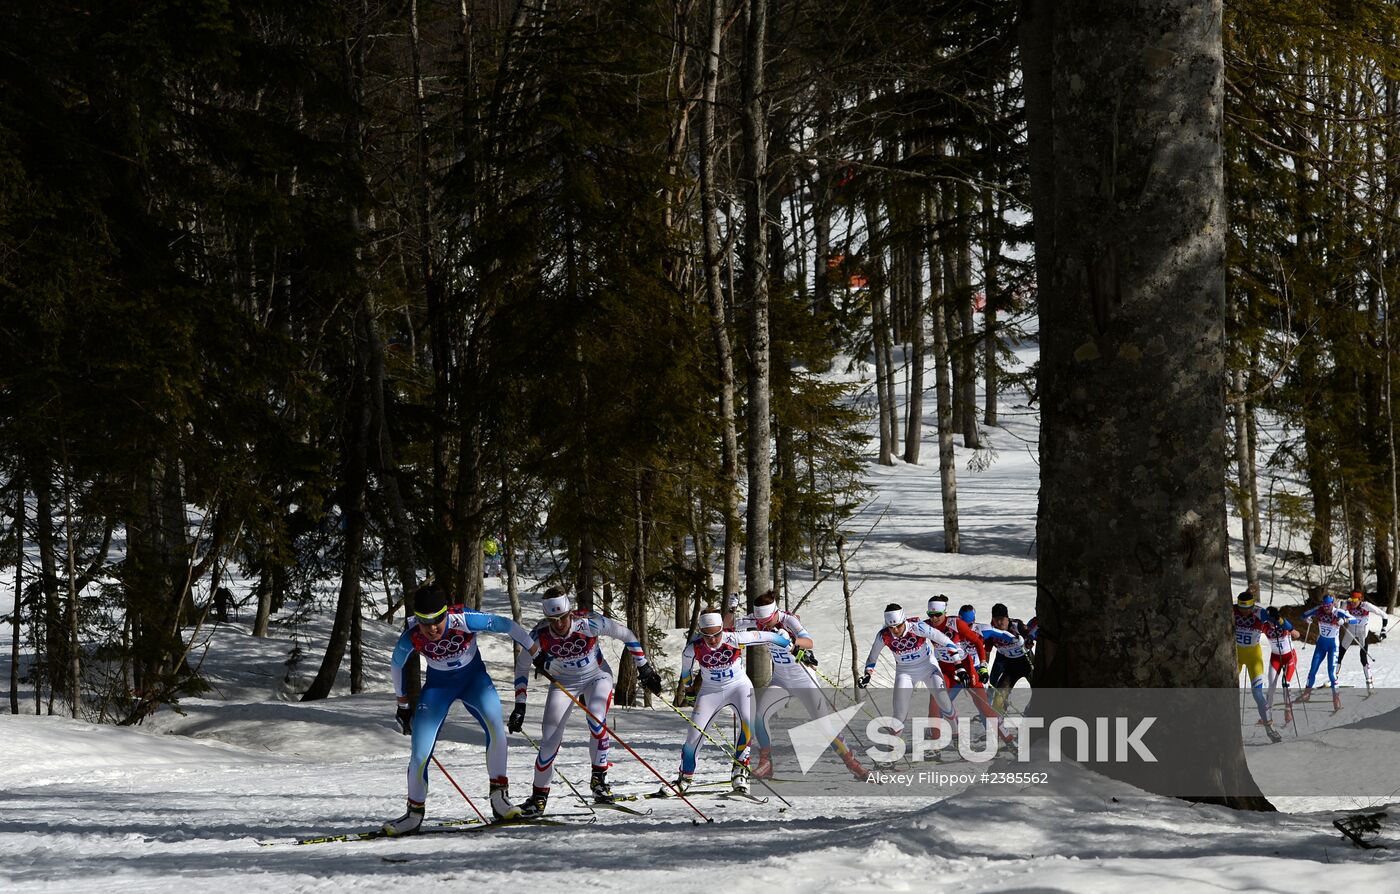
[
  {"xmin": 701, "ymin": 0, "xmax": 742, "ymax": 604},
  {"xmin": 1024, "ymin": 0, "xmax": 1269, "ymax": 808},
  {"xmin": 927, "ymin": 195, "xmax": 960, "ymax": 553}
]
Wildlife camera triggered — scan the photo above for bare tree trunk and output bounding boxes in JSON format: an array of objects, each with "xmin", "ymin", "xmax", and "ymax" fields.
[
  {"xmin": 955, "ymin": 183, "xmax": 980, "ymax": 449},
  {"xmin": 10, "ymin": 477, "xmax": 23, "ymax": 715},
  {"xmin": 1232, "ymin": 369, "xmax": 1258, "ymax": 589},
  {"xmin": 62, "ymin": 456, "xmax": 80, "ymax": 718},
  {"xmin": 904, "ymin": 227, "xmax": 926, "ymax": 463},
  {"xmin": 1023, "ymin": 0, "xmax": 1269, "ymax": 808},
  {"xmin": 700, "ymin": 0, "xmax": 742, "ymax": 603},
  {"xmin": 982, "ymin": 187, "xmax": 1001, "ymax": 427},
  {"xmin": 741, "ymin": 0, "xmax": 772, "ymax": 689},
  {"xmin": 838, "ymin": 535, "xmax": 859, "ymax": 691},
  {"xmin": 927, "ymin": 195, "xmax": 960, "ymax": 552}
]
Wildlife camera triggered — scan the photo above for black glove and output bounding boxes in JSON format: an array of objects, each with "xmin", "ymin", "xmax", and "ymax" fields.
[
  {"xmin": 533, "ymin": 650, "xmax": 551, "ymax": 675},
  {"xmin": 638, "ymin": 663, "xmax": 663, "ymax": 696},
  {"xmin": 954, "ymin": 668, "xmax": 971, "ymax": 687},
  {"xmin": 508, "ymin": 703, "xmax": 526, "ymax": 733},
  {"xmin": 857, "ymin": 671, "xmax": 872, "ymax": 689},
  {"xmin": 794, "ymin": 648, "xmax": 819, "ymax": 667},
  {"xmin": 395, "ymin": 704, "xmax": 413, "ymax": 735}
]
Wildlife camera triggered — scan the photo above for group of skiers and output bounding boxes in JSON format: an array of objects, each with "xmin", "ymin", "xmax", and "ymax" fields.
[
  {"xmin": 379, "ymin": 583, "xmax": 1040, "ymax": 836},
  {"xmin": 1232, "ymin": 589, "xmax": 1390, "ymax": 743}
]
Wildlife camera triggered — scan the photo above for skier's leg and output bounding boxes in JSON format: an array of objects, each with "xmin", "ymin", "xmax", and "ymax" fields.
[
  {"xmin": 680, "ymin": 690, "xmax": 726, "ymax": 775},
  {"xmin": 407, "ymin": 670, "xmax": 456, "ymax": 804},
  {"xmin": 753, "ymin": 682, "xmax": 790, "ymax": 751},
  {"xmin": 459, "ymin": 660, "xmax": 509, "ymax": 782},
  {"xmin": 582, "ymin": 676, "xmax": 614, "ymax": 771},
  {"xmin": 531, "ymin": 684, "xmax": 575, "ymax": 792}
]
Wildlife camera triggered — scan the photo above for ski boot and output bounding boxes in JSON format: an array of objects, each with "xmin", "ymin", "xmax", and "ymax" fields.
[
  {"xmin": 731, "ymin": 762, "xmax": 751, "ymax": 794},
  {"xmin": 590, "ymin": 768, "xmax": 614, "ymax": 804},
  {"xmin": 1283, "ymin": 706, "xmax": 1294, "ymax": 725},
  {"xmin": 656, "ymin": 773, "xmax": 692, "ymax": 797},
  {"xmin": 518, "ymin": 788, "xmax": 549, "ymax": 819},
  {"xmin": 841, "ymin": 748, "xmax": 870, "ymax": 781},
  {"xmin": 1296, "ymin": 686, "xmax": 1313, "ymax": 703},
  {"xmin": 1264, "ymin": 723, "xmax": 1282, "ymax": 744},
  {"xmin": 382, "ymin": 800, "xmax": 425, "ymax": 837},
  {"xmin": 489, "ymin": 778, "xmax": 522, "ymax": 821},
  {"xmin": 1333, "ymin": 690, "xmax": 1343, "ymax": 712},
  {"xmin": 752, "ymin": 747, "xmax": 774, "ymax": 779}
]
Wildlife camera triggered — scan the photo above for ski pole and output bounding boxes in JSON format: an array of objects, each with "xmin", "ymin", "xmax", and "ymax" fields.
[
  {"xmin": 653, "ymin": 694, "xmax": 794, "ymax": 809},
  {"xmin": 537, "ymin": 669, "xmax": 711, "ymax": 823},
  {"xmin": 431, "ymin": 755, "xmax": 487, "ymax": 823},
  {"xmin": 520, "ymin": 728, "xmax": 596, "ymax": 814}
]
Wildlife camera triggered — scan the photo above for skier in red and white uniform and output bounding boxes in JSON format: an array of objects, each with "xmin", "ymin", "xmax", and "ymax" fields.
[
  {"xmin": 669, "ymin": 609, "xmax": 791, "ymax": 793},
  {"xmin": 510, "ymin": 588, "xmax": 663, "ymax": 817},
  {"xmin": 860, "ymin": 603, "xmax": 956, "ymax": 741},
  {"xmin": 1264, "ymin": 606, "xmax": 1300, "ymax": 726},
  {"xmin": 737, "ymin": 591, "xmax": 868, "ymax": 780},
  {"xmin": 927, "ymin": 599, "xmax": 1012, "ymax": 745}
]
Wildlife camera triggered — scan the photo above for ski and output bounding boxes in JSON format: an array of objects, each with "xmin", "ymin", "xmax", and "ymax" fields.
[
  {"xmin": 582, "ymin": 800, "xmax": 654, "ymax": 817},
  {"xmin": 460, "ymin": 813, "xmax": 595, "ymax": 833},
  {"xmin": 270, "ymin": 819, "xmax": 485, "ymax": 847},
  {"xmin": 713, "ymin": 791, "xmax": 769, "ymax": 804}
]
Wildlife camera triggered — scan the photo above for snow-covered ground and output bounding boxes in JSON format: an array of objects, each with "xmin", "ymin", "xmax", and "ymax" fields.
[{"xmin": 3, "ymin": 334, "xmax": 1399, "ymax": 892}]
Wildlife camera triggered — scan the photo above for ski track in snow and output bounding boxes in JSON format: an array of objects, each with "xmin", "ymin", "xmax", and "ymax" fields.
[{"xmin": 3, "ymin": 337, "xmax": 1400, "ymax": 891}]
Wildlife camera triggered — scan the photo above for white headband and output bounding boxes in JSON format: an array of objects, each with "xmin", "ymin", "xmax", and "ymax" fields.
[
  {"xmin": 543, "ymin": 594, "xmax": 571, "ymax": 618},
  {"xmin": 884, "ymin": 608, "xmax": 905, "ymax": 627},
  {"xmin": 753, "ymin": 603, "xmax": 778, "ymax": 619},
  {"xmin": 698, "ymin": 612, "xmax": 724, "ymax": 631},
  {"xmin": 927, "ymin": 598, "xmax": 948, "ymax": 614}
]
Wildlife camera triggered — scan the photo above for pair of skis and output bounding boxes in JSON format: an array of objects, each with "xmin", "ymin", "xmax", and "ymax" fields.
[{"xmin": 270, "ymin": 811, "xmax": 596, "ymax": 847}]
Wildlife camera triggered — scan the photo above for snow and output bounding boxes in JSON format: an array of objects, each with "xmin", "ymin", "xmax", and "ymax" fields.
[{"xmin": 3, "ymin": 333, "xmax": 1399, "ymax": 891}]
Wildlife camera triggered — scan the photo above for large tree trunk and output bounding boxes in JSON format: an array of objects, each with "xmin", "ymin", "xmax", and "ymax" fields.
[
  {"xmin": 904, "ymin": 221, "xmax": 926, "ymax": 463},
  {"xmin": 700, "ymin": 0, "xmax": 742, "ymax": 603},
  {"xmin": 741, "ymin": 0, "xmax": 772, "ymax": 689},
  {"xmin": 927, "ymin": 195, "xmax": 960, "ymax": 553},
  {"xmin": 1023, "ymin": 0, "xmax": 1269, "ymax": 808}
]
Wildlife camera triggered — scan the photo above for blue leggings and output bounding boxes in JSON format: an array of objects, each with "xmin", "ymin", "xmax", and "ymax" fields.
[
  {"xmin": 407, "ymin": 659, "xmax": 508, "ymax": 803},
  {"xmin": 1305, "ymin": 637, "xmax": 1338, "ymax": 691}
]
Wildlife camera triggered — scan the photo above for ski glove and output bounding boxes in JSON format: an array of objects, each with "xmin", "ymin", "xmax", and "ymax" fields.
[
  {"xmin": 638, "ymin": 663, "xmax": 663, "ymax": 696},
  {"xmin": 533, "ymin": 649, "xmax": 551, "ymax": 675},
  {"xmin": 508, "ymin": 703, "xmax": 526, "ymax": 733},
  {"xmin": 977, "ymin": 664, "xmax": 989, "ymax": 684},
  {"xmin": 954, "ymin": 668, "xmax": 972, "ymax": 687},
  {"xmin": 857, "ymin": 671, "xmax": 872, "ymax": 689},
  {"xmin": 395, "ymin": 704, "xmax": 413, "ymax": 735},
  {"xmin": 794, "ymin": 648, "xmax": 819, "ymax": 667}
]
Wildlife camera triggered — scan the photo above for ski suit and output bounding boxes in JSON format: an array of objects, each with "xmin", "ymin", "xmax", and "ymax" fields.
[
  {"xmin": 1265, "ymin": 617, "xmax": 1298, "ymax": 722},
  {"xmin": 1338, "ymin": 599, "xmax": 1389, "ymax": 684},
  {"xmin": 864, "ymin": 621, "xmax": 955, "ymax": 735},
  {"xmin": 677, "ymin": 629, "xmax": 791, "ymax": 776},
  {"xmin": 391, "ymin": 609, "xmax": 533, "ymax": 803},
  {"xmin": 512, "ymin": 611, "xmax": 648, "ymax": 793},
  {"xmin": 1233, "ymin": 605, "xmax": 1270, "ymax": 723},
  {"xmin": 1301, "ymin": 603, "xmax": 1356, "ymax": 692},
  {"xmin": 737, "ymin": 610, "xmax": 855, "ymax": 759}
]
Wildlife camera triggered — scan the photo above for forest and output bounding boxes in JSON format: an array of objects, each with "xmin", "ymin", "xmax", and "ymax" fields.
[{"xmin": 2, "ymin": 0, "xmax": 1398, "ymax": 756}]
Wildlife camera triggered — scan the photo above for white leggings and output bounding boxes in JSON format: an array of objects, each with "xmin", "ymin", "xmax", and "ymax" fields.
[
  {"xmin": 531, "ymin": 676, "xmax": 613, "ymax": 792},
  {"xmin": 892, "ymin": 664, "xmax": 953, "ymax": 734},
  {"xmin": 679, "ymin": 679, "xmax": 753, "ymax": 775}
]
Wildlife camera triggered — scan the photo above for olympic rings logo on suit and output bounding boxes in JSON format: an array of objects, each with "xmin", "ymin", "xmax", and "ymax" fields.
[
  {"xmin": 889, "ymin": 633, "xmax": 920, "ymax": 652},
  {"xmin": 421, "ymin": 632, "xmax": 471, "ymax": 659},
  {"xmin": 547, "ymin": 635, "xmax": 595, "ymax": 659},
  {"xmin": 698, "ymin": 646, "xmax": 738, "ymax": 668}
]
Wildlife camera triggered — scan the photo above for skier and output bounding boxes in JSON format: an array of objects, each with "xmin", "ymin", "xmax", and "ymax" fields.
[
  {"xmin": 1264, "ymin": 606, "xmax": 1300, "ymax": 726},
  {"xmin": 1338, "ymin": 590, "xmax": 1390, "ymax": 688},
  {"xmin": 859, "ymin": 603, "xmax": 957, "ymax": 753},
  {"xmin": 383, "ymin": 584, "xmax": 538, "ymax": 836},
  {"xmin": 1232, "ymin": 591, "xmax": 1278, "ymax": 739},
  {"xmin": 509, "ymin": 588, "xmax": 663, "ymax": 817},
  {"xmin": 669, "ymin": 608, "xmax": 792, "ymax": 793},
  {"xmin": 1297, "ymin": 594, "xmax": 1356, "ymax": 710},
  {"xmin": 984, "ymin": 602, "xmax": 1035, "ymax": 713},
  {"xmin": 928, "ymin": 599, "xmax": 1012, "ymax": 745},
  {"xmin": 736, "ymin": 591, "xmax": 868, "ymax": 781}
]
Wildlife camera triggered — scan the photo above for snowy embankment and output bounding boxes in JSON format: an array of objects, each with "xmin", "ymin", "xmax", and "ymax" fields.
[{"xmin": 3, "ymin": 336, "xmax": 1400, "ymax": 891}]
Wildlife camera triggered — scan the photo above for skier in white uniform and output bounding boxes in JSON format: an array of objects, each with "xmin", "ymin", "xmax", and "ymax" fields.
[
  {"xmin": 668, "ymin": 608, "xmax": 791, "ymax": 793},
  {"xmin": 859, "ymin": 603, "xmax": 957, "ymax": 743},
  {"xmin": 1338, "ymin": 590, "xmax": 1390, "ymax": 688},
  {"xmin": 737, "ymin": 591, "xmax": 868, "ymax": 780},
  {"xmin": 510, "ymin": 588, "xmax": 663, "ymax": 817}
]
